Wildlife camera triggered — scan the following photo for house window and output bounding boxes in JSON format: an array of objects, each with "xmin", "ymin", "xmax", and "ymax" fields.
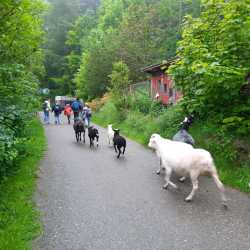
[
  {"xmin": 169, "ymin": 88, "xmax": 173, "ymax": 97},
  {"xmin": 164, "ymin": 84, "xmax": 167, "ymax": 93},
  {"xmin": 157, "ymin": 80, "xmax": 161, "ymax": 91}
]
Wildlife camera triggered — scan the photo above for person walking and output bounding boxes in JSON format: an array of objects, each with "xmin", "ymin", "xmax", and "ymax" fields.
[
  {"xmin": 71, "ymin": 98, "xmax": 83, "ymax": 122},
  {"xmin": 64, "ymin": 104, "xmax": 72, "ymax": 124},
  {"xmin": 82, "ymin": 103, "xmax": 92, "ymax": 127},
  {"xmin": 52, "ymin": 102, "xmax": 62, "ymax": 125},
  {"xmin": 42, "ymin": 100, "xmax": 51, "ymax": 124}
]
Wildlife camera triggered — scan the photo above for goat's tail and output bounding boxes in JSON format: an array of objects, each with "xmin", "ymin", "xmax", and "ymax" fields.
[{"xmin": 211, "ymin": 169, "xmax": 227, "ymax": 204}]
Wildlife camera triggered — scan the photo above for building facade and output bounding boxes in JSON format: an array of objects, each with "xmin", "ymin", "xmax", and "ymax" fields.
[{"xmin": 142, "ymin": 59, "xmax": 182, "ymax": 105}]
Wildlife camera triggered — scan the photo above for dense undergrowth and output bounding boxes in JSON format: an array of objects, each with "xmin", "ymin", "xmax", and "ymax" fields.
[
  {"xmin": 0, "ymin": 118, "xmax": 46, "ymax": 250},
  {"xmin": 93, "ymin": 97, "xmax": 250, "ymax": 193}
]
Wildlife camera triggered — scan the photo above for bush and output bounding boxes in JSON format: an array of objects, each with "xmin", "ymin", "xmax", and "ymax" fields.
[
  {"xmin": 128, "ymin": 91, "xmax": 165, "ymax": 116},
  {"xmin": 0, "ymin": 64, "xmax": 40, "ymax": 179},
  {"xmin": 0, "ymin": 108, "xmax": 32, "ymax": 178}
]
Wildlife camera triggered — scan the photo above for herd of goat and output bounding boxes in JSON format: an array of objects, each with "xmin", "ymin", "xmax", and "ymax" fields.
[{"xmin": 73, "ymin": 116, "xmax": 227, "ymax": 206}]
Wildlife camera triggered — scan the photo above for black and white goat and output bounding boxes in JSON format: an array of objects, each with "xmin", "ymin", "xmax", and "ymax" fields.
[
  {"xmin": 172, "ymin": 115, "xmax": 195, "ymax": 146},
  {"xmin": 113, "ymin": 129, "xmax": 126, "ymax": 158},
  {"xmin": 88, "ymin": 126, "xmax": 99, "ymax": 147},
  {"xmin": 73, "ymin": 120, "xmax": 85, "ymax": 143}
]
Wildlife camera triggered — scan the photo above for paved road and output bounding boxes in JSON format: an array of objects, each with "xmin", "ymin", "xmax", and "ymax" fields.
[{"xmin": 34, "ymin": 115, "xmax": 250, "ymax": 250}]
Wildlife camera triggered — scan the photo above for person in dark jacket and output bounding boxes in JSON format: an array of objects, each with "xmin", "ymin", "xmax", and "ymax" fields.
[{"xmin": 52, "ymin": 102, "xmax": 62, "ymax": 125}]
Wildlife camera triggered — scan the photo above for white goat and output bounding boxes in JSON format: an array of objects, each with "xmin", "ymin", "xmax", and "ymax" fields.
[
  {"xmin": 107, "ymin": 124, "xmax": 114, "ymax": 145},
  {"xmin": 148, "ymin": 134, "xmax": 226, "ymax": 204}
]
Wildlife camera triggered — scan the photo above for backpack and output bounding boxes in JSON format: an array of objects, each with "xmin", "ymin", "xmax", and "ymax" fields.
[
  {"xmin": 54, "ymin": 105, "xmax": 60, "ymax": 112},
  {"xmin": 87, "ymin": 108, "xmax": 92, "ymax": 117},
  {"xmin": 43, "ymin": 102, "xmax": 49, "ymax": 111},
  {"xmin": 71, "ymin": 101, "xmax": 80, "ymax": 111}
]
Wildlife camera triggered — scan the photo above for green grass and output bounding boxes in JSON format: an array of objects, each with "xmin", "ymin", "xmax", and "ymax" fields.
[
  {"xmin": 189, "ymin": 121, "xmax": 250, "ymax": 193},
  {"xmin": 93, "ymin": 101, "xmax": 250, "ymax": 193},
  {"xmin": 0, "ymin": 118, "xmax": 46, "ymax": 250}
]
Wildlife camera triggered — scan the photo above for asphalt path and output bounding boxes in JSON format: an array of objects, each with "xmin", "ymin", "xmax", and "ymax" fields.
[{"xmin": 34, "ymin": 114, "xmax": 250, "ymax": 250}]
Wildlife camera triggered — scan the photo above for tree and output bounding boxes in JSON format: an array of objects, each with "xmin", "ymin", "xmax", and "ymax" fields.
[
  {"xmin": 169, "ymin": 0, "xmax": 250, "ymax": 133},
  {"xmin": 110, "ymin": 61, "xmax": 131, "ymax": 110},
  {"xmin": 42, "ymin": 0, "xmax": 99, "ymax": 96},
  {"xmin": 74, "ymin": 0, "xmax": 201, "ymax": 100}
]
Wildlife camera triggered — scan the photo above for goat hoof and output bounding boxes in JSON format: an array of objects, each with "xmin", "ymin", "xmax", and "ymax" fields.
[
  {"xmin": 178, "ymin": 177, "xmax": 186, "ymax": 183},
  {"xmin": 162, "ymin": 184, "xmax": 168, "ymax": 190},
  {"xmin": 156, "ymin": 170, "xmax": 160, "ymax": 175},
  {"xmin": 222, "ymin": 202, "xmax": 228, "ymax": 210},
  {"xmin": 185, "ymin": 198, "xmax": 192, "ymax": 202}
]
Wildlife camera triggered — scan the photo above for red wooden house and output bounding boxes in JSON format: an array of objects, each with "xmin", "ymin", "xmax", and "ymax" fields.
[{"xmin": 142, "ymin": 59, "xmax": 182, "ymax": 105}]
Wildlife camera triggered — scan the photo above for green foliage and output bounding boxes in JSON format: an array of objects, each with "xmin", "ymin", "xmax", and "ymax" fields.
[
  {"xmin": 0, "ymin": 0, "xmax": 46, "ymax": 178},
  {"xmin": 110, "ymin": 61, "xmax": 131, "ymax": 111},
  {"xmin": 222, "ymin": 116, "xmax": 250, "ymax": 136},
  {"xmin": 169, "ymin": 0, "xmax": 250, "ymax": 135},
  {"xmin": 42, "ymin": 0, "xmax": 99, "ymax": 97},
  {"xmin": 0, "ymin": 119, "xmax": 46, "ymax": 249},
  {"xmin": 128, "ymin": 91, "xmax": 166, "ymax": 115},
  {"xmin": 190, "ymin": 120, "xmax": 250, "ymax": 192}
]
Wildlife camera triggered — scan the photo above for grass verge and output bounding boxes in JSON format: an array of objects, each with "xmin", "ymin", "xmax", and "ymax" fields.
[
  {"xmin": 93, "ymin": 101, "xmax": 250, "ymax": 193},
  {"xmin": 0, "ymin": 118, "xmax": 46, "ymax": 250}
]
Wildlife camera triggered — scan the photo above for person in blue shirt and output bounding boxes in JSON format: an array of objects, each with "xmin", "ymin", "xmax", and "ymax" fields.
[{"xmin": 71, "ymin": 98, "xmax": 83, "ymax": 122}]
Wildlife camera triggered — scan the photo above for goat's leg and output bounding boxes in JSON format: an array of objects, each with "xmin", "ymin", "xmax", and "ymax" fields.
[
  {"xmin": 114, "ymin": 144, "xmax": 117, "ymax": 153},
  {"xmin": 185, "ymin": 173, "xmax": 199, "ymax": 202},
  {"xmin": 179, "ymin": 176, "xmax": 186, "ymax": 182},
  {"xmin": 211, "ymin": 172, "xmax": 227, "ymax": 205},
  {"xmin": 75, "ymin": 132, "xmax": 78, "ymax": 142},
  {"xmin": 117, "ymin": 147, "xmax": 121, "ymax": 158},
  {"xmin": 122, "ymin": 146, "xmax": 125, "ymax": 154},
  {"xmin": 79, "ymin": 132, "xmax": 81, "ymax": 141},
  {"xmin": 163, "ymin": 168, "xmax": 178, "ymax": 189},
  {"xmin": 156, "ymin": 157, "xmax": 162, "ymax": 175},
  {"xmin": 83, "ymin": 131, "xmax": 85, "ymax": 143},
  {"xmin": 96, "ymin": 136, "xmax": 99, "ymax": 147}
]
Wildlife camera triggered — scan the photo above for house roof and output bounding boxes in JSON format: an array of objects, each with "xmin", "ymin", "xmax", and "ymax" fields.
[{"xmin": 141, "ymin": 57, "xmax": 178, "ymax": 74}]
